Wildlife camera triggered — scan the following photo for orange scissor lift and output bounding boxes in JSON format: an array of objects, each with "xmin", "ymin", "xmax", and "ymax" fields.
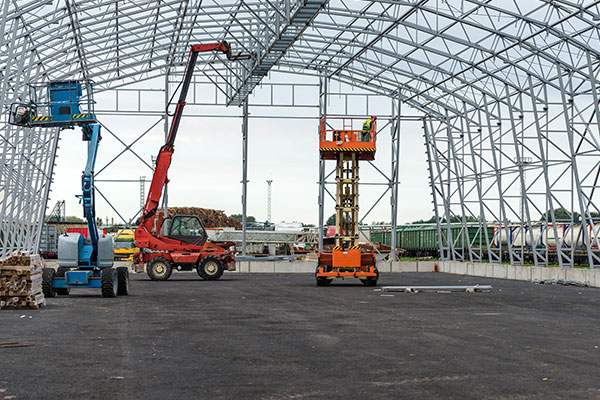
[{"xmin": 316, "ymin": 116, "xmax": 379, "ymax": 286}]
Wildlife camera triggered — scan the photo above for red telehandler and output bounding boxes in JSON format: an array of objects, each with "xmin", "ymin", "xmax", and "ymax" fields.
[{"xmin": 134, "ymin": 42, "xmax": 236, "ymax": 281}]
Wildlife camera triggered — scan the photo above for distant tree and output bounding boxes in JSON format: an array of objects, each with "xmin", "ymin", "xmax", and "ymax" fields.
[
  {"xmin": 411, "ymin": 215, "xmax": 436, "ymax": 224},
  {"xmin": 65, "ymin": 215, "xmax": 85, "ymax": 223},
  {"xmin": 326, "ymin": 213, "xmax": 336, "ymax": 226},
  {"xmin": 541, "ymin": 207, "xmax": 580, "ymax": 222},
  {"xmin": 326, "ymin": 213, "xmax": 352, "ymax": 226},
  {"xmin": 411, "ymin": 215, "xmax": 478, "ymax": 224},
  {"xmin": 231, "ymin": 214, "xmax": 256, "ymax": 222}
]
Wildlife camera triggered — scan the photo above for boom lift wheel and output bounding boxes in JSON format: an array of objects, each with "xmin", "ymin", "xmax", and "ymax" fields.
[
  {"xmin": 147, "ymin": 257, "xmax": 173, "ymax": 281},
  {"xmin": 101, "ymin": 268, "xmax": 118, "ymax": 298},
  {"xmin": 197, "ymin": 256, "xmax": 224, "ymax": 280},
  {"xmin": 55, "ymin": 267, "xmax": 71, "ymax": 295},
  {"xmin": 42, "ymin": 268, "xmax": 56, "ymax": 298},
  {"xmin": 116, "ymin": 267, "xmax": 130, "ymax": 295}
]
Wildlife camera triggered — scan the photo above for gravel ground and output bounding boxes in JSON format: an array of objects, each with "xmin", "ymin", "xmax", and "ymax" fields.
[{"xmin": 1, "ymin": 271, "xmax": 599, "ymax": 399}]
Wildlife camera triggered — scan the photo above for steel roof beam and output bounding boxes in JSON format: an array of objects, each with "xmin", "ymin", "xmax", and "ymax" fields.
[{"xmin": 227, "ymin": 0, "xmax": 327, "ymax": 106}]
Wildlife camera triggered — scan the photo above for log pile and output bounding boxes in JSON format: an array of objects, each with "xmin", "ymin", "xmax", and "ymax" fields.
[
  {"xmin": 160, "ymin": 207, "xmax": 242, "ymax": 229},
  {"xmin": 0, "ymin": 253, "xmax": 45, "ymax": 309}
]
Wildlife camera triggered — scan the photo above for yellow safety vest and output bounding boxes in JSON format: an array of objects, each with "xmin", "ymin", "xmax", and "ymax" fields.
[{"xmin": 363, "ymin": 119, "xmax": 372, "ymax": 130}]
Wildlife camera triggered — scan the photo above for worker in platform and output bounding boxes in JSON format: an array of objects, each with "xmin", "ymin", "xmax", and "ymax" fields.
[
  {"xmin": 362, "ymin": 116, "xmax": 376, "ymax": 141},
  {"xmin": 333, "ymin": 130, "xmax": 342, "ymax": 142},
  {"xmin": 14, "ymin": 106, "xmax": 30, "ymax": 126}
]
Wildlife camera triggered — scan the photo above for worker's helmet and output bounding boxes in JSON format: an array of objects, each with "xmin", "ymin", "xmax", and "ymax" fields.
[
  {"xmin": 16, "ymin": 106, "xmax": 26, "ymax": 116},
  {"xmin": 371, "ymin": 115, "xmax": 377, "ymax": 120}
]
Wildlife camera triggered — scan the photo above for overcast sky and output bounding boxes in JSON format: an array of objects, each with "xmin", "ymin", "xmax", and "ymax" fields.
[{"xmin": 47, "ymin": 73, "xmax": 433, "ymax": 226}]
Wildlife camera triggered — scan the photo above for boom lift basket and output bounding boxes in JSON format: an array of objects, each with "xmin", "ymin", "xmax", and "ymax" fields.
[{"xmin": 8, "ymin": 80, "xmax": 97, "ymax": 128}]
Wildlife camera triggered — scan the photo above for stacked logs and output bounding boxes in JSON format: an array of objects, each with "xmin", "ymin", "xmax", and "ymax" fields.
[
  {"xmin": 160, "ymin": 207, "xmax": 242, "ymax": 229},
  {"xmin": 0, "ymin": 253, "xmax": 45, "ymax": 309}
]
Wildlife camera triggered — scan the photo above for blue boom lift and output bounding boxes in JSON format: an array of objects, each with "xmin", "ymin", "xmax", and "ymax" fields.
[{"xmin": 9, "ymin": 80, "xmax": 129, "ymax": 297}]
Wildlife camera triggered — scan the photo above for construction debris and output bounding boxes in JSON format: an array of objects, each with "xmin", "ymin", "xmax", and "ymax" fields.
[
  {"xmin": 160, "ymin": 207, "xmax": 242, "ymax": 229},
  {"xmin": 380, "ymin": 285, "xmax": 492, "ymax": 293},
  {"xmin": 0, "ymin": 253, "xmax": 46, "ymax": 309},
  {"xmin": 533, "ymin": 278, "xmax": 590, "ymax": 288}
]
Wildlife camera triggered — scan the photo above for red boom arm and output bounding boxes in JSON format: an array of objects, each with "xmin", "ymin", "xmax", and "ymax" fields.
[{"xmin": 137, "ymin": 42, "xmax": 231, "ymax": 235}]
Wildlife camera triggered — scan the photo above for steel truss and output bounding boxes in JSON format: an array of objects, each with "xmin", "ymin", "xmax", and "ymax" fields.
[{"xmin": 0, "ymin": 0, "xmax": 599, "ymax": 268}]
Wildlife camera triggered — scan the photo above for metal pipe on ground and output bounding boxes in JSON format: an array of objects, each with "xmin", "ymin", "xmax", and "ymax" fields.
[{"xmin": 380, "ymin": 285, "xmax": 492, "ymax": 293}]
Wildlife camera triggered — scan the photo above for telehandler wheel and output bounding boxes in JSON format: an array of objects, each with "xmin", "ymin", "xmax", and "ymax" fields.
[
  {"xmin": 197, "ymin": 256, "xmax": 224, "ymax": 281},
  {"xmin": 55, "ymin": 267, "xmax": 71, "ymax": 296},
  {"xmin": 42, "ymin": 268, "xmax": 56, "ymax": 298},
  {"xmin": 116, "ymin": 267, "xmax": 130, "ymax": 295},
  {"xmin": 147, "ymin": 257, "xmax": 173, "ymax": 281},
  {"xmin": 101, "ymin": 268, "xmax": 118, "ymax": 298}
]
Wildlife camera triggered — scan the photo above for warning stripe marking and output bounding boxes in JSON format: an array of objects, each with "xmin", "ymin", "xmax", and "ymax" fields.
[
  {"xmin": 319, "ymin": 147, "xmax": 375, "ymax": 152},
  {"xmin": 332, "ymin": 245, "xmax": 361, "ymax": 250}
]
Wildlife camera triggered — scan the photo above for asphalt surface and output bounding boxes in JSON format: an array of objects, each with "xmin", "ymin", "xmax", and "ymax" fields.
[{"xmin": 1, "ymin": 271, "xmax": 600, "ymax": 399}]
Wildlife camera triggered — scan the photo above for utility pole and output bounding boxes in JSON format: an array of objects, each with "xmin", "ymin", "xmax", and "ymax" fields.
[{"xmin": 266, "ymin": 180, "xmax": 273, "ymax": 222}]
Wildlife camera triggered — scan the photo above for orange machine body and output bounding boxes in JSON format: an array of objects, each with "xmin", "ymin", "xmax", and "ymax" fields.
[{"xmin": 317, "ymin": 248, "xmax": 377, "ymax": 279}]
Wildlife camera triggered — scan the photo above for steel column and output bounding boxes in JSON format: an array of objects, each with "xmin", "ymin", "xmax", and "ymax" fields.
[
  {"xmin": 317, "ymin": 71, "xmax": 327, "ymax": 252},
  {"xmin": 390, "ymin": 97, "xmax": 401, "ymax": 261},
  {"xmin": 241, "ymin": 100, "xmax": 249, "ymax": 256}
]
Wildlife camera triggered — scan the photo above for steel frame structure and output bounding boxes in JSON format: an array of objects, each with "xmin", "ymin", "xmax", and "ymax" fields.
[{"xmin": 1, "ymin": 1, "xmax": 600, "ymax": 268}]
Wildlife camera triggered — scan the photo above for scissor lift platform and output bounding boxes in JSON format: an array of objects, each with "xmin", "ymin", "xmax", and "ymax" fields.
[{"xmin": 319, "ymin": 117, "xmax": 376, "ymax": 161}]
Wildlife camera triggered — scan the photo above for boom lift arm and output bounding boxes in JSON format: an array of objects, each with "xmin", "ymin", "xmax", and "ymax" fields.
[
  {"xmin": 139, "ymin": 42, "xmax": 232, "ymax": 234},
  {"xmin": 79, "ymin": 124, "xmax": 102, "ymax": 261}
]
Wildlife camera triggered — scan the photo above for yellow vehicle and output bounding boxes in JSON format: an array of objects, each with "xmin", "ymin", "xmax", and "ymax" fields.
[{"xmin": 112, "ymin": 229, "xmax": 139, "ymax": 261}]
